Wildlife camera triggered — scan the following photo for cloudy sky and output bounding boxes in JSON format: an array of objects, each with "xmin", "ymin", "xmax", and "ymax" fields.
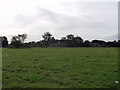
[{"xmin": 0, "ymin": 0, "xmax": 118, "ymax": 43}]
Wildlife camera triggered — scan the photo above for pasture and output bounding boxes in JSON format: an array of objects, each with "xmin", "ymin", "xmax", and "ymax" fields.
[{"xmin": 2, "ymin": 47, "xmax": 118, "ymax": 88}]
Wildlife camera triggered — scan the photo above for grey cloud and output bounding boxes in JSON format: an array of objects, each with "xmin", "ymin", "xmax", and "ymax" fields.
[
  {"xmin": 103, "ymin": 34, "xmax": 118, "ymax": 41},
  {"xmin": 37, "ymin": 8, "xmax": 109, "ymax": 30},
  {"xmin": 14, "ymin": 2, "xmax": 117, "ymax": 41},
  {"xmin": 14, "ymin": 14, "xmax": 37, "ymax": 28},
  {"xmin": 36, "ymin": 7, "xmax": 59, "ymax": 22}
]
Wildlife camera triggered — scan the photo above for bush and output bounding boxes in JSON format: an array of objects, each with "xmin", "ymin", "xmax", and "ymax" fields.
[
  {"xmin": 11, "ymin": 41, "xmax": 23, "ymax": 48},
  {"xmin": 7, "ymin": 45, "xmax": 15, "ymax": 48}
]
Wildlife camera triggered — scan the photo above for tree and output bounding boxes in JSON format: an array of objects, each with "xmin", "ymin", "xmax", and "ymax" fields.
[
  {"xmin": 42, "ymin": 32, "xmax": 52, "ymax": 47},
  {"xmin": 59, "ymin": 34, "xmax": 74, "ymax": 47},
  {"xmin": 67, "ymin": 34, "xmax": 74, "ymax": 40},
  {"xmin": 73, "ymin": 36, "xmax": 83, "ymax": 47},
  {"xmin": 59, "ymin": 35, "xmax": 83, "ymax": 47},
  {"xmin": 18, "ymin": 34, "xmax": 27, "ymax": 43},
  {"xmin": 118, "ymin": 40, "xmax": 120, "ymax": 47},
  {"xmin": 83, "ymin": 40, "xmax": 90, "ymax": 47},
  {"xmin": 61, "ymin": 37, "xmax": 66, "ymax": 40},
  {"xmin": 0, "ymin": 36, "xmax": 8, "ymax": 47},
  {"xmin": 11, "ymin": 41, "xmax": 22, "ymax": 48},
  {"xmin": 106, "ymin": 40, "xmax": 118, "ymax": 47},
  {"xmin": 91, "ymin": 40, "xmax": 106, "ymax": 47},
  {"xmin": 42, "ymin": 32, "xmax": 52, "ymax": 41},
  {"xmin": 51, "ymin": 37, "xmax": 56, "ymax": 43},
  {"xmin": 11, "ymin": 34, "xmax": 27, "ymax": 48}
]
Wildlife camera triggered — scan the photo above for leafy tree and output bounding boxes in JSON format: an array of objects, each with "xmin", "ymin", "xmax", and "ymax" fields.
[
  {"xmin": 42, "ymin": 32, "xmax": 52, "ymax": 47},
  {"xmin": 59, "ymin": 34, "xmax": 74, "ymax": 47},
  {"xmin": 83, "ymin": 40, "xmax": 90, "ymax": 47},
  {"xmin": 11, "ymin": 41, "xmax": 22, "ymax": 48},
  {"xmin": 42, "ymin": 32, "xmax": 52, "ymax": 41},
  {"xmin": 118, "ymin": 40, "xmax": 120, "ymax": 47},
  {"xmin": 0, "ymin": 36, "xmax": 8, "ymax": 47},
  {"xmin": 51, "ymin": 37, "xmax": 56, "ymax": 43},
  {"xmin": 67, "ymin": 34, "xmax": 74, "ymax": 40},
  {"xmin": 73, "ymin": 36, "xmax": 83, "ymax": 47},
  {"xmin": 61, "ymin": 37, "xmax": 66, "ymax": 40},
  {"xmin": 106, "ymin": 40, "xmax": 118, "ymax": 47},
  {"xmin": 18, "ymin": 34, "xmax": 27, "ymax": 43},
  {"xmin": 11, "ymin": 34, "xmax": 27, "ymax": 48},
  {"xmin": 91, "ymin": 40, "xmax": 106, "ymax": 47}
]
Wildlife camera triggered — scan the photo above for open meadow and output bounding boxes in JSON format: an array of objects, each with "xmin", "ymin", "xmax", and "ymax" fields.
[{"xmin": 2, "ymin": 47, "xmax": 118, "ymax": 88}]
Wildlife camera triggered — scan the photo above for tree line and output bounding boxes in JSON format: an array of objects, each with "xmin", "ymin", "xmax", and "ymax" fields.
[{"xmin": 0, "ymin": 32, "xmax": 120, "ymax": 48}]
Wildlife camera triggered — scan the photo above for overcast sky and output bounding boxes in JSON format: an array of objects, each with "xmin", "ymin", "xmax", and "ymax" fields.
[{"xmin": 0, "ymin": 0, "xmax": 118, "ymax": 43}]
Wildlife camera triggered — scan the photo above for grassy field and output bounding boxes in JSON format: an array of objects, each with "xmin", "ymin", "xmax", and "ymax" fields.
[{"xmin": 2, "ymin": 47, "xmax": 118, "ymax": 88}]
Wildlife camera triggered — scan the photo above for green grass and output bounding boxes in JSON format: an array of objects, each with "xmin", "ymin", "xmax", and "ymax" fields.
[{"xmin": 2, "ymin": 47, "xmax": 118, "ymax": 88}]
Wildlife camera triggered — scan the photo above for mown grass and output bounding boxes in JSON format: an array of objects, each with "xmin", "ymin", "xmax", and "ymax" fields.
[{"xmin": 2, "ymin": 47, "xmax": 118, "ymax": 88}]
